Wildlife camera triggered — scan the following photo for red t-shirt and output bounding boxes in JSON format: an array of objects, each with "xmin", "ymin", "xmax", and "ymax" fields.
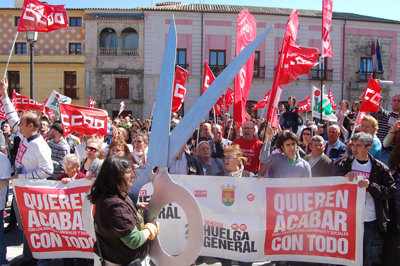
[{"xmin": 234, "ymin": 137, "xmax": 263, "ymax": 173}]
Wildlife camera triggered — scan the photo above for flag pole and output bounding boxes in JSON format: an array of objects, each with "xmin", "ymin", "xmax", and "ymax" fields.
[
  {"xmin": 2, "ymin": 32, "xmax": 19, "ymax": 81},
  {"xmin": 148, "ymin": 101, "xmax": 156, "ymax": 133}
]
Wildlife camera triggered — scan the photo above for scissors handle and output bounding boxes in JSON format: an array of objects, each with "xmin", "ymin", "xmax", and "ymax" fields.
[{"xmin": 146, "ymin": 169, "xmax": 203, "ymax": 266}]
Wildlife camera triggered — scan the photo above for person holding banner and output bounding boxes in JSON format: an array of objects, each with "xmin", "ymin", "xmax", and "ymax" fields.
[
  {"xmin": 337, "ymin": 132, "xmax": 396, "ymax": 266},
  {"xmin": 87, "ymin": 156, "xmax": 159, "ymax": 266},
  {"xmin": 258, "ymin": 126, "xmax": 311, "ymax": 178}
]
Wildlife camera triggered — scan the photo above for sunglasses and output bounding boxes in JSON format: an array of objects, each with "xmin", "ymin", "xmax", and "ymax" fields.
[
  {"xmin": 85, "ymin": 146, "xmax": 98, "ymax": 152},
  {"xmin": 303, "ymin": 133, "xmax": 311, "ymax": 136}
]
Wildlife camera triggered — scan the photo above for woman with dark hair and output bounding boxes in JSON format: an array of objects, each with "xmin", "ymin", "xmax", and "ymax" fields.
[
  {"xmin": 88, "ymin": 156, "xmax": 159, "ymax": 266},
  {"xmin": 282, "ymin": 96, "xmax": 302, "ymax": 133},
  {"xmin": 299, "ymin": 127, "xmax": 312, "ymax": 154}
]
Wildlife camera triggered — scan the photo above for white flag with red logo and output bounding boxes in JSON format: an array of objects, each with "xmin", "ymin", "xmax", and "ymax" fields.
[
  {"xmin": 59, "ymin": 103, "xmax": 108, "ymax": 137},
  {"xmin": 88, "ymin": 97, "xmax": 96, "ymax": 108},
  {"xmin": 233, "ymin": 10, "xmax": 257, "ymax": 126},
  {"xmin": 18, "ymin": 0, "xmax": 68, "ymax": 32},
  {"xmin": 328, "ymin": 88, "xmax": 337, "ymax": 109},
  {"xmin": 117, "ymin": 101, "xmax": 125, "ymax": 117},
  {"xmin": 297, "ymin": 94, "xmax": 311, "ymax": 113},
  {"xmin": 43, "ymin": 98, "xmax": 56, "ymax": 120},
  {"xmin": 45, "ymin": 90, "xmax": 71, "ymax": 112},
  {"xmin": 12, "ymin": 91, "xmax": 44, "ymax": 112},
  {"xmin": 322, "ymin": 0, "xmax": 334, "ymax": 58},
  {"xmin": 172, "ymin": 66, "xmax": 188, "ymax": 113},
  {"xmin": 359, "ymin": 74, "xmax": 381, "ymax": 113},
  {"xmin": 253, "ymin": 90, "xmax": 271, "ymax": 110}
]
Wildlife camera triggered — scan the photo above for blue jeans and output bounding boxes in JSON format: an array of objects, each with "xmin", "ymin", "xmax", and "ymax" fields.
[
  {"xmin": 363, "ymin": 221, "xmax": 383, "ymax": 266},
  {"xmin": 0, "ymin": 211, "xmax": 8, "ymax": 264}
]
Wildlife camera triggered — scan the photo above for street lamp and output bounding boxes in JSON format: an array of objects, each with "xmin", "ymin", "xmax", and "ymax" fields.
[{"xmin": 26, "ymin": 31, "xmax": 38, "ymax": 100}]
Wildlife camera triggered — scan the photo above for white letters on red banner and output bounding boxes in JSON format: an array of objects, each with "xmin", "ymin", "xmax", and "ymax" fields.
[
  {"xmin": 127, "ymin": 176, "xmax": 364, "ymax": 265},
  {"xmin": 12, "ymin": 91, "xmax": 44, "ymax": 112},
  {"xmin": 13, "ymin": 179, "xmax": 94, "ymax": 259},
  {"xmin": 172, "ymin": 66, "xmax": 188, "ymax": 112},
  {"xmin": 18, "ymin": 0, "xmax": 68, "ymax": 32},
  {"xmin": 59, "ymin": 103, "xmax": 108, "ymax": 137}
]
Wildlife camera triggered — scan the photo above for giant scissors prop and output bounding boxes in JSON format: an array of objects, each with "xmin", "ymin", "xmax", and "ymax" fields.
[{"xmin": 84, "ymin": 16, "xmax": 271, "ymax": 266}]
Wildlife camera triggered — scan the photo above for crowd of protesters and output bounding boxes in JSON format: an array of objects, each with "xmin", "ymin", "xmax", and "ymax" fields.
[{"xmin": 0, "ymin": 85, "xmax": 399, "ymax": 265}]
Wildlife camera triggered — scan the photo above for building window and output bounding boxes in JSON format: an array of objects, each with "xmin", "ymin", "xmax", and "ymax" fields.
[
  {"xmin": 115, "ymin": 78, "xmax": 129, "ymax": 99},
  {"xmin": 120, "ymin": 28, "xmax": 138, "ymax": 56},
  {"xmin": 176, "ymin": 49, "xmax": 187, "ymax": 69},
  {"xmin": 68, "ymin": 43, "xmax": 82, "ymax": 55},
  {"xmin": 99, "ymin": 28, "xmax": 117, "ymax": 55},
  {"xmin": 14, "ymin": 17, "xmax": 20, "ymax": 27},
  {"xmin": 359, "ymin": 57, "xmax": 373, "ymax": 81},
  {"xmin": 209, "ymin": 50, "xmax": 226, "ymax": 76},
  {"xmin": 310, "ymin": 55, "xmax": 332, "ymax": 80},
  {"xmin": 7, "ymin": 71, "xmax": 20, "ymax": 96},
  {"xmin": 64, "ymin": 71, "xmax": 77, "ymax": 99},
  {"xmin": 69, "ymin": 17, "xmax": 82, "ymax": 27},
  {"xmin": 14, "ymin": 43, "xmax": 27, "ymax": 55}
]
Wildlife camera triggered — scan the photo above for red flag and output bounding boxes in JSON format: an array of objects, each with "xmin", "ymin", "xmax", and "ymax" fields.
[
  {"xmin": 359, "ymin": 74, "xmax": 381, "ymax": 113},
  {"xmin": 265, "ymin": 9, "xmax": 298, "ymax": 127},
  {"xmin": 279, "ymin": 44, "xmax": 319, "ymax": 86},
  {"xmin": 356, "ymin": 111, "xmax": 367, "ymax": 126},
  {"xmin": 224, "ymin": 88, "xmax": 234, "ymax": 113},
  {"xmin": 18, "ymin": 0, "xmax": 68, "ymax": 32},
  {"xmin": 253, "ymin": 90, "xmax": 271, "ymax": 110},
  {"xmin": 172, "ymin": 66, "xmax": 188, "ymax": 112},
  {"xmin": 213, "ymin": 96, "xmax": 224, "ymax": 115},
  {"xmin": 59, "ymin": 103, "xmax": 108, "ymax": 137},
  {"xmin": 202, "ymin": 61, "xmax": 215, "ymax": 94},
  {"xmin": 12, "ymin": 91, "xmax": 44, "ymax": 112},
  {"xmin": 328, "ymin": 88, "xmax": 337, "ymax": 109},
  {"xmin": 0, "ymin": 101, "xmax": 7, "ymax": 120},
  {"xmin": 297, "ymin": 94, "xmax": 311, "ymax": 113},
  {"xmin": 43, "ymin": 98, "xmax": 56, "ymax": 119},
  {"xmin": 88, "ymin": 97, "xmax": 96, "ymax": 108},
  {"xmin": 233, "ymin": 10, "xmax": 257, "ymax": 127},
  {"xmin": 322, "ymin": 0, "xmax": 334, "ymax": 58}
]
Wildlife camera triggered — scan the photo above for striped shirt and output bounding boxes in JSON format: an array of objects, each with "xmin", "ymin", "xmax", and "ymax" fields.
[{"xmin": 373, "ymin": 109, "xmax": 399, "ymax": 149}]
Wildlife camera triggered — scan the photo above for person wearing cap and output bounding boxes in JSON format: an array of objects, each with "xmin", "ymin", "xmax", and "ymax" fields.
[{"xmin": 48, "ymin": 121, "xmax": 70, "ymax": 180}]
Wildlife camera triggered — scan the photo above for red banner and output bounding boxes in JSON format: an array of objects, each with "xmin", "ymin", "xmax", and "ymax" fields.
[
  {"xmin": 18, "ymin": 0, "xmax": 68, "ymax": 32},
  {"xmin": 59, "ymin": 103, "xmax": 108, "ymax": 137},
  {"xmin": 0, "ymin": 101, "xmax": 7, "ymax": 120},
  {"xmin": 253, "ymin": 90, "xmax": 271, "ymax": 110},
  {"xmin": 328, "ymin": 88, "xmax": 337, "ymax": 109},
  {"xmin": 265, "ymin": 183, "xmax": 358, "ymax": 261},
  {"xmin": 13, "ymin": 179, "xmax": 94, "ymax": 259},
  {"xmin": 233, "ymin": 10, "xmax": 257, "ymax": 126},
  {"xmin": 279, "ymin": 44, "xmax": 319, "ymax": 86},
  {"xmin": 224, "ymin": 88, "xmax": 234, "ymax": 113},
  {"xmin": 322, "ymin": 0, "xmax": 334, "ymax": 58},
  {"xmin": 265, "ymin": 10, "xmax": 298, "ymax": 127},
  {"xmin": 359, "ymin": 74, "xmax": 381, "ymax": 113},
  {"xmin": 172, "ymin": 66, "xmax": 188, "ymax": 112},
  {"xmin": 12, "ymin": 91, "xmax": 44, "ymax": 112},
  {"xmin": 297, "ymin": 94, "xmax": 311, "ymax": 113},
  {"xmin": 88, "ymin": 97, "xmax": 96, "ymax": 108}
]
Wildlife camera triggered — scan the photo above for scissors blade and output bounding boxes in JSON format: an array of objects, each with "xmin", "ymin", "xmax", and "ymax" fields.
[
  {"xmin": 168, "ymin": 27, "xmax": 272, "ymax": 165},
  {"xmin": 147, "ymin": 17, "xmax": 177, "ymax": 168}
]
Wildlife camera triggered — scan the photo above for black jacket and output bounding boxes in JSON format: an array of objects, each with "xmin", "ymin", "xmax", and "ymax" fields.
[
  {"xmin": 185, "ymin": 152, "xmax": 204, "ymax": 175},
  {"xmin": 337, "ymin": 154, "xmax": 397, "ymax": 234}
]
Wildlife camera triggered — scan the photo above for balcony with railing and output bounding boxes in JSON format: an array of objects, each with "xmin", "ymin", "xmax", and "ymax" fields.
[
  {"xmin": 356, "ymin": 71, "xmax": 383, "ymax": 82},
  {"xmin": 253, "ymin": 66, "xmax": 265, "ymax": 78},
  {"xmin": 99, "ymin": 47, "xmax": 138, "ymax": 56},
  {"xmin": 310, "ymin": 69, "xmax": 333, "ymax": 81},
  {"xmin": 209, "ymin": 65, "xmax": 227, "ymax": 77}
]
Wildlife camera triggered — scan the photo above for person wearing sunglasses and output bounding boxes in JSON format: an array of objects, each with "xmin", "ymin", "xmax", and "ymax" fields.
[
  {"xmin": 80, "ymin": 139, "xmax": 103, "ymax": 178},
  {"xmin": 299, "ymin": 127, "xmax": 313, "ymax": 155}
]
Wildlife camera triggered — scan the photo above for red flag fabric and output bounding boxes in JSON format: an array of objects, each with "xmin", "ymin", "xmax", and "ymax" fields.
[
  {"xmin": 224, "ymin": 88, "xmax": 234, "ymax": 113},
  {"xmin": 59, "ymin": 103, "xmax": 108, "ymax": 137},
  {"xmin": 265, "ymin": 9, "xmax": 298, "ymax": 127},
  {"xmin": 18, "ymin": 0, "xmax": 68, "ymax": 32},
  {"xmin": 297, "ymin": 94, "xmax": 311, "ymax": 113},
  {"xmin": 88, "ymin": 97, "xmax": 96, "ymax": 108},
  {"xmin": 253, "ymin": 90, "xmax": 271, "ymax": 110},
  {"xmin": 359, "ymin": 74, "xmax": 381, "ymax": 113},
  {"xmin": 356, "ymin": 111, "xmax": 367, "ymax": 126},
  {"xmin": 322, "ymin": 0, "xmax": 334, "ymax": 58},
  {"xmin": 328, "ymin": 88, "xmax": 337, "ymax": 109},
  {"xmin": 0, "ymin": 101, "xmax": 7, "ymax": 120},
  {"xmin": 233, "ymin": 10, "xmax": 257, "ymax": 127},
  {"xmin": 172, "ymin": 66, "xmax": 188, "ymax": 113},
  {"xmin": 202, "ymin": 61, "xmax": 215, "ymax": 94},
  {"xmin": 12, "ymin": 91, "xmax": 44, "ymax": 112},
  {"xmin": 279, "ymin": 44, "xmax": 319, "ymax": 86},
  {"xmin": 213, "ymin": 96, "xmax": 224, "ymax": 115}
]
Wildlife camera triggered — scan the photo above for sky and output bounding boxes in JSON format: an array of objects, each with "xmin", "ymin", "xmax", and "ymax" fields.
[{"xmin": 1, "ymin": 0, "xmax": 399, "ymax": 22}]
